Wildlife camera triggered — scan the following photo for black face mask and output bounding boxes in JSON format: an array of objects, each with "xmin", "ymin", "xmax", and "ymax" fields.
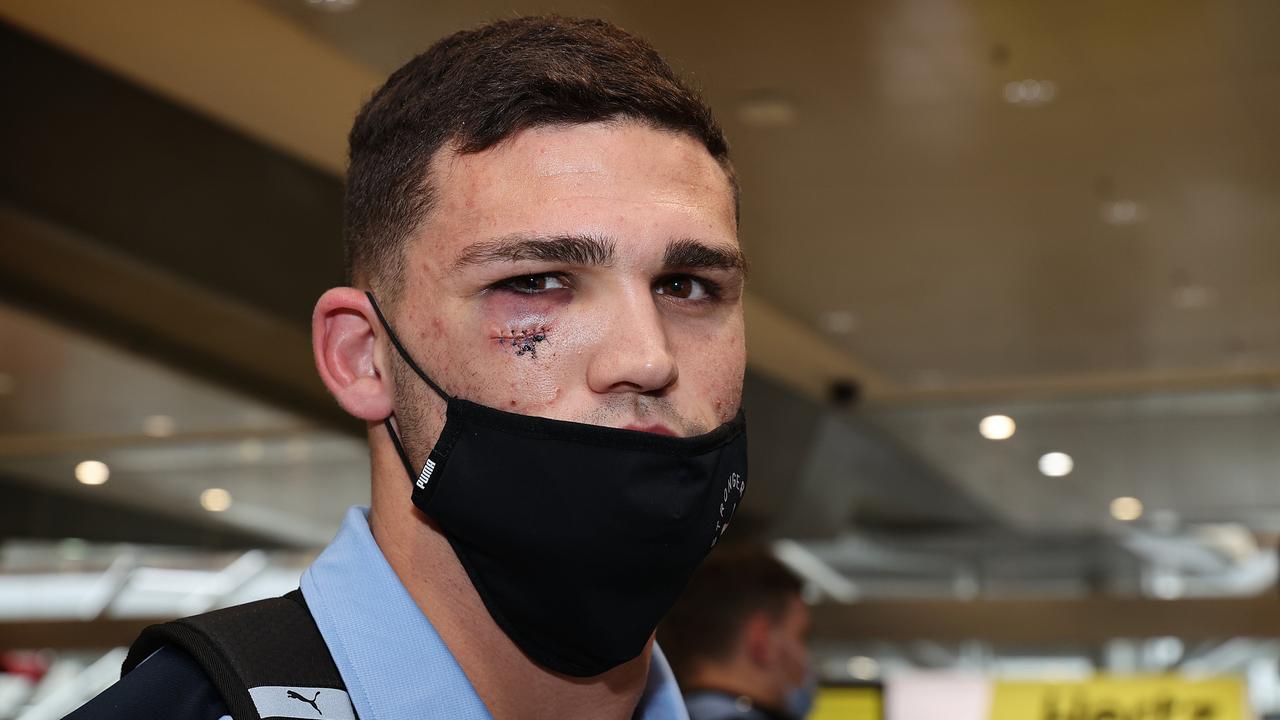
[{"xmin": 367, "ymin": 293, "xmax": 748, "ymax": 677}]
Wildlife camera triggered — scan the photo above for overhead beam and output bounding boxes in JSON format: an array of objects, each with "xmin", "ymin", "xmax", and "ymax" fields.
[
  {"xmin": 811, "ymin": 595, "xmax": 1280, "ymax": 644},
  {"xmin": 0, "ymin": 20, "xmax": 354, "ymax": 431},
  {"xmin": 0, "ymin": 208, "xmax": 352, "ymax": 433},
  {"xmin": 0, "ymin": 0, "xmax": 374, "ymax": 176}
]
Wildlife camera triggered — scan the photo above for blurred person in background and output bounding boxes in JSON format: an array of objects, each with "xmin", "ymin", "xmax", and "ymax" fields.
[
  {"xmin": 660, "ymin": 549, "xmax": 815, "ymax": 720},
  {"xmin": 68, "ymin": 14, "xmax": 750, "ymax": 720}
]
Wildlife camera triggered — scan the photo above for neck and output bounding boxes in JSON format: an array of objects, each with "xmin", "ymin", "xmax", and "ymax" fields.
[
  {"xmin": 368, "ymin": 448, "xmax": 651, "ymax": 720},
  {"xmin": 685, "ymin": 661, "xmax": 783, "ymax": 711}
]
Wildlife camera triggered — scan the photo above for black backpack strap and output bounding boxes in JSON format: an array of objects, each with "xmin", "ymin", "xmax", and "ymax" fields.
[{"xmin": 122, "ymin": 589, "xmax": 356, "ymax": 720}]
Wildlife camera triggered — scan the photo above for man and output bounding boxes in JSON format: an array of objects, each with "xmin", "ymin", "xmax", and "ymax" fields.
[
  {"xmin": 69, "ymin": 14, "xmax": 748, "ymax": 720},
  {"xmin": 659, "ymin": 549, "xmax": 814, "ymax": 720}
]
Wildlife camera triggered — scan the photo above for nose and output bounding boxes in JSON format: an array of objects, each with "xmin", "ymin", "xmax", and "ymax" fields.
[{"xmin": 586, "ymin": 286, "xmax": 678, "ymax": 396}]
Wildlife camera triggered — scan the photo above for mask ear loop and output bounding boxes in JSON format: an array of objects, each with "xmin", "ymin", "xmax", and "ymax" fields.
[
  {"xmin": 365, "ymin": 291, "xmax": 453, "ymax": 482},
  {"xmin": 365, "ymin": 292, "xmax": 452, "ymax": 402},
  {"xmin": 383, "ymin": 416, "xmax": 416, "ymax": 481}
]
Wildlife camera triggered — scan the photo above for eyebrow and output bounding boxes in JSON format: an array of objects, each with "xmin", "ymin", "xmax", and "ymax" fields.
[
  {"xmin": 451, "ymin": 234, "xmax": 615, "ymax": 270},
  {"xmin": 663, "ymin": 239, "xmax": 748, "ymax": 278},
  {"xmin": 450, "ymin": 233, "xmax": 747, "ymax": 277}
]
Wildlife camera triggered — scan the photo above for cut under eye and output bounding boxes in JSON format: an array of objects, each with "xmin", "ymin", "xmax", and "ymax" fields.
[
  {"xmin": 654, "ymin": 275, "xmax": 718, "ymax": 301},
  {"xmin": 498, "ymin": 274, "xmax": 570, "ymax": 294}
]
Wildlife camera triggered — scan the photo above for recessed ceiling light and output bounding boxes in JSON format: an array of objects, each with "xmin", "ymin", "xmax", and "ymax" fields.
[
  {"xmin": 1038, "ymin": 452, "xmax": 1073, "ymax": 477},
  {"xmin": 847, "ymin": 656, "xmax": 880, "ymax": 680},
  {"xmin": 979, "ymin": 414, "xmax": 1016, "ymax": 440},
  {"xmin": 1110, "ymin": 496, "xmax": 1144, "ymax": 521},
  {"xmin": 0, "ymin": 372, "xmax": 13, "ymax": 395},
  {"xmin": 201, "ymin": 488, "xmax": 233, "ymax": 512},
  {"xmin": 142, "ymin": 414, "xmax": 176, "ymax": 438},
  {"xmin": 75, "ymin": 460, "xmax": 110, "ymax": 486},
  {"xmin": 1100, "ymin": 199, "xmax": 1143, "ymax": 225},
  {"xmin": 1003, "ymin": 79, "xmax": 1056, "ymax": 106},
  {"xmin": 818, "ymin": 310, "xmax": 859, "ymax": 335}
]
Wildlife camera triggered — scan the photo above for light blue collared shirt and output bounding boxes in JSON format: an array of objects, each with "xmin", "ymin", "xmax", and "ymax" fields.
[{"xmin": 302, "ymin": 506, "xmax": 690, "ymax": 720}]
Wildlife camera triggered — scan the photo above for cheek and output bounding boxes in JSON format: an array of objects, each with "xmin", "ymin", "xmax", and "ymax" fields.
[
  {"xmin": 403, "ymin": 313, "xmax": 461, "ymax": 386},
  {"xmin": 472, "ymin": 307, "xmax": 606, "ymax": 414},
  {"xmin": 674, "ymin": 322, "xmax": 746, "ymax": 420}
]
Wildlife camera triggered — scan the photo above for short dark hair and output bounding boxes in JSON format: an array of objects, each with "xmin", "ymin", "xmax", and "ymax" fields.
[
  {"xmin": 343, "ymin": 15, "xmax": 736, "ymax": 295},
  {"xmin": 658, "ymin": 547, "xmax": 804, "ymax": 681}
]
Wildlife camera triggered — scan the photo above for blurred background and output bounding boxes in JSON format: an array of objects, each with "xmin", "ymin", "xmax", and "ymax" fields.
[{"xmin": 0, "ymin": 1, "xmax": 1278, "ymax": 718}]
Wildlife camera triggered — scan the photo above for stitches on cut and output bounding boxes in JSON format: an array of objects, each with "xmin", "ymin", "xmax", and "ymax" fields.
[{"xmin": 493, "ymin": 327, "xmax": 550, "ymax": 358}]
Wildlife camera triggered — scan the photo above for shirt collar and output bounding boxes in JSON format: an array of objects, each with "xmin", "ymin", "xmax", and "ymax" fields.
[{"xmin": 302, "ymin": 506, "xmax": 689, "ymax": 720}]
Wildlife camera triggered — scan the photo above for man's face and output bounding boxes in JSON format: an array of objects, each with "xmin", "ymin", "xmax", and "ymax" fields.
[{"xmin": 389, "ymin": 120, "xmax": 745, "ymax": 438}]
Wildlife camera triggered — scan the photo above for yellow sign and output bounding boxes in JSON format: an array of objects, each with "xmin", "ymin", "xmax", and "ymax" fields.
[
  {"xmin": 989, "ymin": 676, "xmax": 1246, "ymax": 720},
  {"xmin": 810, "ymin": 686, "xmax": 882, "ymax": 720}
]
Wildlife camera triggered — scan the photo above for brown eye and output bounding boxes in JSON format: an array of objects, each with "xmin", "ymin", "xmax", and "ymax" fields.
[
  {"xmin": 513, "ymin": 276, "xmax": 547, "ymax": 292},
  {"xmin": 656, "ymin": 276, "xmax": 710, "ymax": 300}
]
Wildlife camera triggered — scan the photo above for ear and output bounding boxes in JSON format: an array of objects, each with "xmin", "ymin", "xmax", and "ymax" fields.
[
  {"xmin": 312, "ymin": 287, "xmax": 394, "ymax": 422},
  {"xmin": 742, "ymin": 611, "xmax": 777, "ymax": 668}
]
